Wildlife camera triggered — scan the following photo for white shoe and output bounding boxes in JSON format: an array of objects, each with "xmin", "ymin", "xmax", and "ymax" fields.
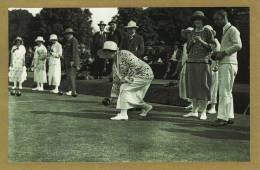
[
  {"xmin": 208, "ymin": 108, "xmax": 216, "ymax": 114},
  {"xmin": 12, "ymin": 86, "xmax": 17, "ymax": 89},
  {"xmin": 139, "ymin": 104, "xmax": 153, "ymax": 117},
  {"xmin": 66, "ymin": 91, "xmax": 72, "ymax": 96},
  {"xmin": 200, "ymin": 113, "xmax": 207, "ymax": 120},
  {"xmin": 183, "ymin": 112, "xmax": 198, "ymax": 118},
  {"xmin": 18, "ymin": 86, "xmax": 22, "ymax": 90},
  {"xmin": 38, "ymin": 87, "xmax": 44, "ymax": 91},
  {"xmin": 32, "ymin": 87, "xmax": 39, "ymax": 91},
  {"xmin": 51, "ymin": 89, "xmax": 59, "ymax": 94},
  {"xmin": 110, "ymin": 113, "xmax": 128, "ymax": 120}
]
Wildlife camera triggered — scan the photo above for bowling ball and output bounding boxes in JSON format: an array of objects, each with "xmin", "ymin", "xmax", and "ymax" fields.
[
  {"xmin": 16, "ymin": 90, "xmax": 22, "ymax": 96},
  {"xmin": 102, "ymin": 97, "xmax": 111, "ymax": 106},
  {"xmin": 10, "ymin": 90, "xmax": 16, "ymax": 96}
]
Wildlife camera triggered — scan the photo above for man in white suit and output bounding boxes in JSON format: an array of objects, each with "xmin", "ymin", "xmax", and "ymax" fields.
[{"xmin": 212, "ymin": 10, "xmax": 242, "ymax": 126}]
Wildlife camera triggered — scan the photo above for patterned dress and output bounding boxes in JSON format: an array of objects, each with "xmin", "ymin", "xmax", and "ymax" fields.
[
  {"xmin": 111, "ymin": 50, "xmax": 154, "ymax": 110},
  {"xmin": 185, "ymin": 28, "xmax": 216, "ymax": 100},
  {"xmin": 9, "ymin": 45, "xmax": 27, "ymax": 82},
  {"xmin": 33, "ymin": 44, "xmax": 48, "ymax": 83}
]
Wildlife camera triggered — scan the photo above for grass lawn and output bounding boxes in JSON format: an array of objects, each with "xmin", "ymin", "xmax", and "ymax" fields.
[{"xmin": 8, "ymin": 89, "xmax": 250, "ymax": 162}]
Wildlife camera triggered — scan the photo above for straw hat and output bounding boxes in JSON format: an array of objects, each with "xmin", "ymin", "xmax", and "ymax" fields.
[
  {"xmin": 49, "ymin": 34, "xmax": 58, "ymax": 41},
  {"xmin": 35, "ymin": 36, "xmax": 45, "ymax": 42},
  {"xmin": 63, "ymin": 28, "xmax": 74, "ymax": 34},
  {"xmin": 204, "ymin": 25, "xmax": 216, "ymax": 36},
  {"xmin": 14, "ymin": 36, "xmax": 24, "ymax": 44},
  {"xmin": 108, "ymin": 20, "xmax": 117, "ymax": 25},
  {"xmin": 125, "ymin": 20, "xmax": 139, "ymax": 29},
  {"xmin": 191, "ymin": 11, "xmax": 208, "ymax": 21},
  {"xmin": 97, "ymin": 41, "xmax": 118, "ymax": 59},
  {"xmin": 98, "ymin": 21, "xmax": 106, "ymax": 26}
]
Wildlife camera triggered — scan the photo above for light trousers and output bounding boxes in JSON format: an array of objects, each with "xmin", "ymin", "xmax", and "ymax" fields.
[{"xmin": 217, "ymin": 64, "xmax": 238, "ymax": 121}]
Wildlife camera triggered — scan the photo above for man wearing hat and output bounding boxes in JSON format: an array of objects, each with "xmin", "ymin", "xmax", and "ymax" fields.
[
  {"xmin": 120, "ymin": 20, "xmax": 144, "ymax": 59},
  {"xmin": 91, "ymin": 21, "xmax": 108, "ymax": 79},
  {"xmin": 48, "ymin": 34, "xmax": 62, "ymax": 93},
  {"xmin": 63, "ymin": 28, "xmax": 80, "ymax": 97},
  {"xmin": 32, "ymin": 36, "xmax": 48, "ymax": 91},
  {"xmin": 107, "ymin": 20, "xmax": 122, "ymax": 45}
]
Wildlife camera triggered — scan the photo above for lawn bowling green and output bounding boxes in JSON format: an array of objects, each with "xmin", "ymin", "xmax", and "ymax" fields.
[{"xmin": 8, "ymin": 89, "xmax": 250, "ymax": 162}]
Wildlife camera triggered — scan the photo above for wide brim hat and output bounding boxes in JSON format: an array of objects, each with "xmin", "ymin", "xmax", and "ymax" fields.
[
  {"xmin": 35, "ymin": 36, "xmax": 45, "ymax": 42},
  {"xmin": 191, "ymin": 11, "xmax": 208, "ymax": 21},
  {"xmin": 63, "ymin": 28, "xmax": 74, "ymax": 34},
  {"xmin": 97, "ymin": 41, "xmax": 119, "ymax": 59},
  {"xmin": 204, "ymin": 25, "xmax": 216, "ymax": 36},
  {"xmin": 98, "ymin": 21, "xmax": 106, "ymax": 26},
  {"xmin": 125, "ymin": 20, "xmax": 139, "ymax": 28},
  {"xmin": 49, "ymin": 34, "xmax": 58, "ymax": 41},
  {"xmin": 108, "ymin": 20, "xmax": 117, "ymax": 25},
  {"xmin": 14, "ymin": 36, "xmax": 23, "ymax": 43}
]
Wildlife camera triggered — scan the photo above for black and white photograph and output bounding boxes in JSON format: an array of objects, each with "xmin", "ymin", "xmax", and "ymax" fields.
[{"xmin": 8, "ymin": 7, "xmax": 249, "ymax": 162}]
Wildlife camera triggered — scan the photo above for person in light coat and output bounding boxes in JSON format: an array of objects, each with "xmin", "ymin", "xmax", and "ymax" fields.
[
  {"xmin": 9, "ymin": 37, "xmax": 27, "ymax": 90},
  {"xmin": 48, "ymin": 34, "xmax": 62, "ymax": 93},
  {"xmin": 32, "ymin": 36, "xmax": 48, "ymax": 91},
  {"xmin": 98, "ymin": 41, "xmax": 154, "ymax": 120},
  {"xmin": 212, "ymin": 10, "xmax": 242, "ymax": 126},
  {"xmin": 203, "ymin": 25, "xmax": 221, "ymax": 114}
]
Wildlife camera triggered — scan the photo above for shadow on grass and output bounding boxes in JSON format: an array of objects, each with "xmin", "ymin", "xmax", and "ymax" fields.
[
  {"xmin": 31, "ymin": 109, "xmax": 249, "ymax": 135},
  {"xmin": 161, "ymin": 128, "xmax": 250, "ymax": 140}
]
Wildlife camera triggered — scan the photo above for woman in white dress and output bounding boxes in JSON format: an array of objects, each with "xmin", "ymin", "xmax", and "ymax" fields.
[
  {"xmin": 203, "ymin": 25, "xmax": 221, "ymax": 114},
  {"xmin": 9, "ymin": 37, "xmax": 27, "ymax": 89},
  {"xmin": 32, "ymin": 36, "xmax": 48, "ymax": 91},
  {"xmin": 48, "ymin": 34, "xmax": 62, "ymax": 93},
  {"xmin": 98, "ymin": 41, "xmax": 154, "ymax": 120},
  {"xmin": 179, "ymin": 27, "xmax": 194, "ymax": 109}
]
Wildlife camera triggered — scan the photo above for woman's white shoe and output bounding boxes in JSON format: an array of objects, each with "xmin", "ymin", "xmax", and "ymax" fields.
[
  {"xmin": 110, "ymin": 114, "xmax": 128, "ymax": 120},
  {"xmin": 200, "ymin": 113, "xmax": 207, "ymax": 120},
  {"xmin": 139, "ymin": 104, "xmax": 153, "ymax": 117},
  {"xmin": 183, "ymin": 112, "xmax": 198, "ymax": 118}
]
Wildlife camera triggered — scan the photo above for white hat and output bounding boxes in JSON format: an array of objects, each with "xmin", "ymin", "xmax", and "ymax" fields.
[
  {"xmin": 97, "ymin": 41, "xmax": 118, "ymax": 58},
  {"xmin": 35, "ymin": 36, "xmax": 45, "ymax": 42},
  {"xmin": 125, "ymin": 20, "xmax": 139, "ymax": 28},
  {"xmin": 204, "ymin": 25, "xmax": 216, "ymax": 36},
  {"xmin": 49, "ymin": 34, "xmax": 58, "ymax": 41}
]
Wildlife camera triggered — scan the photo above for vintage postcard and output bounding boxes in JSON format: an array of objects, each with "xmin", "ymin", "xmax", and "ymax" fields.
[{"xmin": 0, "ymin": 0, "xmax": 259, "ymax": 170}]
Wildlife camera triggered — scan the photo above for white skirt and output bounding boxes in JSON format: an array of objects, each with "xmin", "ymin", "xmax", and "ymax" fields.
[
  {"xmin": 48, "ymin": 63, "xmax": 61, "ymax": 86},
  {"xmin": 9, "ymin": 66, "xmax": 27, "ymax": 83},
  {"xmin": 34, "ymin": 69, "xmax": 47, "ymax": 83},
  {"xmin": 179, "ymin": 64, "xmax": 188, "ymax": 100},
  {"xmin": 116, "ymin": 78, "xmax": 152, "ymax": 110}
]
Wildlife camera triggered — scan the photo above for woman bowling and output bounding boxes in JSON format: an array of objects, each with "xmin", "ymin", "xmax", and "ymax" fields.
[{"xmin": 98, "ymin": 41, "xmax": 154, "ymax": 120}]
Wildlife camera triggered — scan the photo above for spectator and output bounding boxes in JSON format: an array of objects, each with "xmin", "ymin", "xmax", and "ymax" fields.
[
  {"xmin": 212, "ymin": 10, "xmax": 242, "ymax": 126},
  {"xmin": 63, "ymin": 28, "xmax": 80, "ymax": 97},
  {"xmin": 92, "ymin": 21, "xmax": 108, "ymax": 79},
  {"xmin": 32, "ymin": 36, "xmax": 48, "ymax": 91},
  {"xmin": 183, "ymin": 11, "xmax": 216, "ymax": 120},
  {"xmin": 120, "ymin": 20, "xmax": 144, "ymax": 58}
]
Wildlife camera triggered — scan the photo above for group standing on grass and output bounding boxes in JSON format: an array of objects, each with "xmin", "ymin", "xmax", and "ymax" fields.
[{"xmin": 9, "ymin": 9, "xmax": 242, "ymax": 126}]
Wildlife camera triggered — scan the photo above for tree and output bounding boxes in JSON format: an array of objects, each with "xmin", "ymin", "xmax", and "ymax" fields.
[
  {"xmin": 8, "ymin": 9, "xmax": 33, "ymax": 48},
  {"xmin": 28, "ymin": 8, "xmax": 93, "ymax": 47}
]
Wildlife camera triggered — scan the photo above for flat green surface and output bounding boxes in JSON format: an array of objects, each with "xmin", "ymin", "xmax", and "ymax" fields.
[{"xmin": 8, "ymin": 89, "xmax": 250, "ymax": 162}]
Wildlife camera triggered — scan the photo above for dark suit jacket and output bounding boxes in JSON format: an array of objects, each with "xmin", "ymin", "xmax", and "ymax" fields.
[
  {"xmin": 120, "ymin": 33, "xmax": 144, "ymax": 58},
  {"xmin": 107, "ymin": 29, "xmax": 122, "ymax": 45},
  {"xmin": 63, "ymin": 36, "xmax": 80, "ymax": 68},
  {"xmin": 91, "ymin": 31, "xmax": 108, "ymax": 57}
]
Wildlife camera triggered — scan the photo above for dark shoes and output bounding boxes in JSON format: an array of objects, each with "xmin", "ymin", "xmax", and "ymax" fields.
[{"xmin": 212, "ymin": 119, "xmax": 235, "ymax": 126}]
